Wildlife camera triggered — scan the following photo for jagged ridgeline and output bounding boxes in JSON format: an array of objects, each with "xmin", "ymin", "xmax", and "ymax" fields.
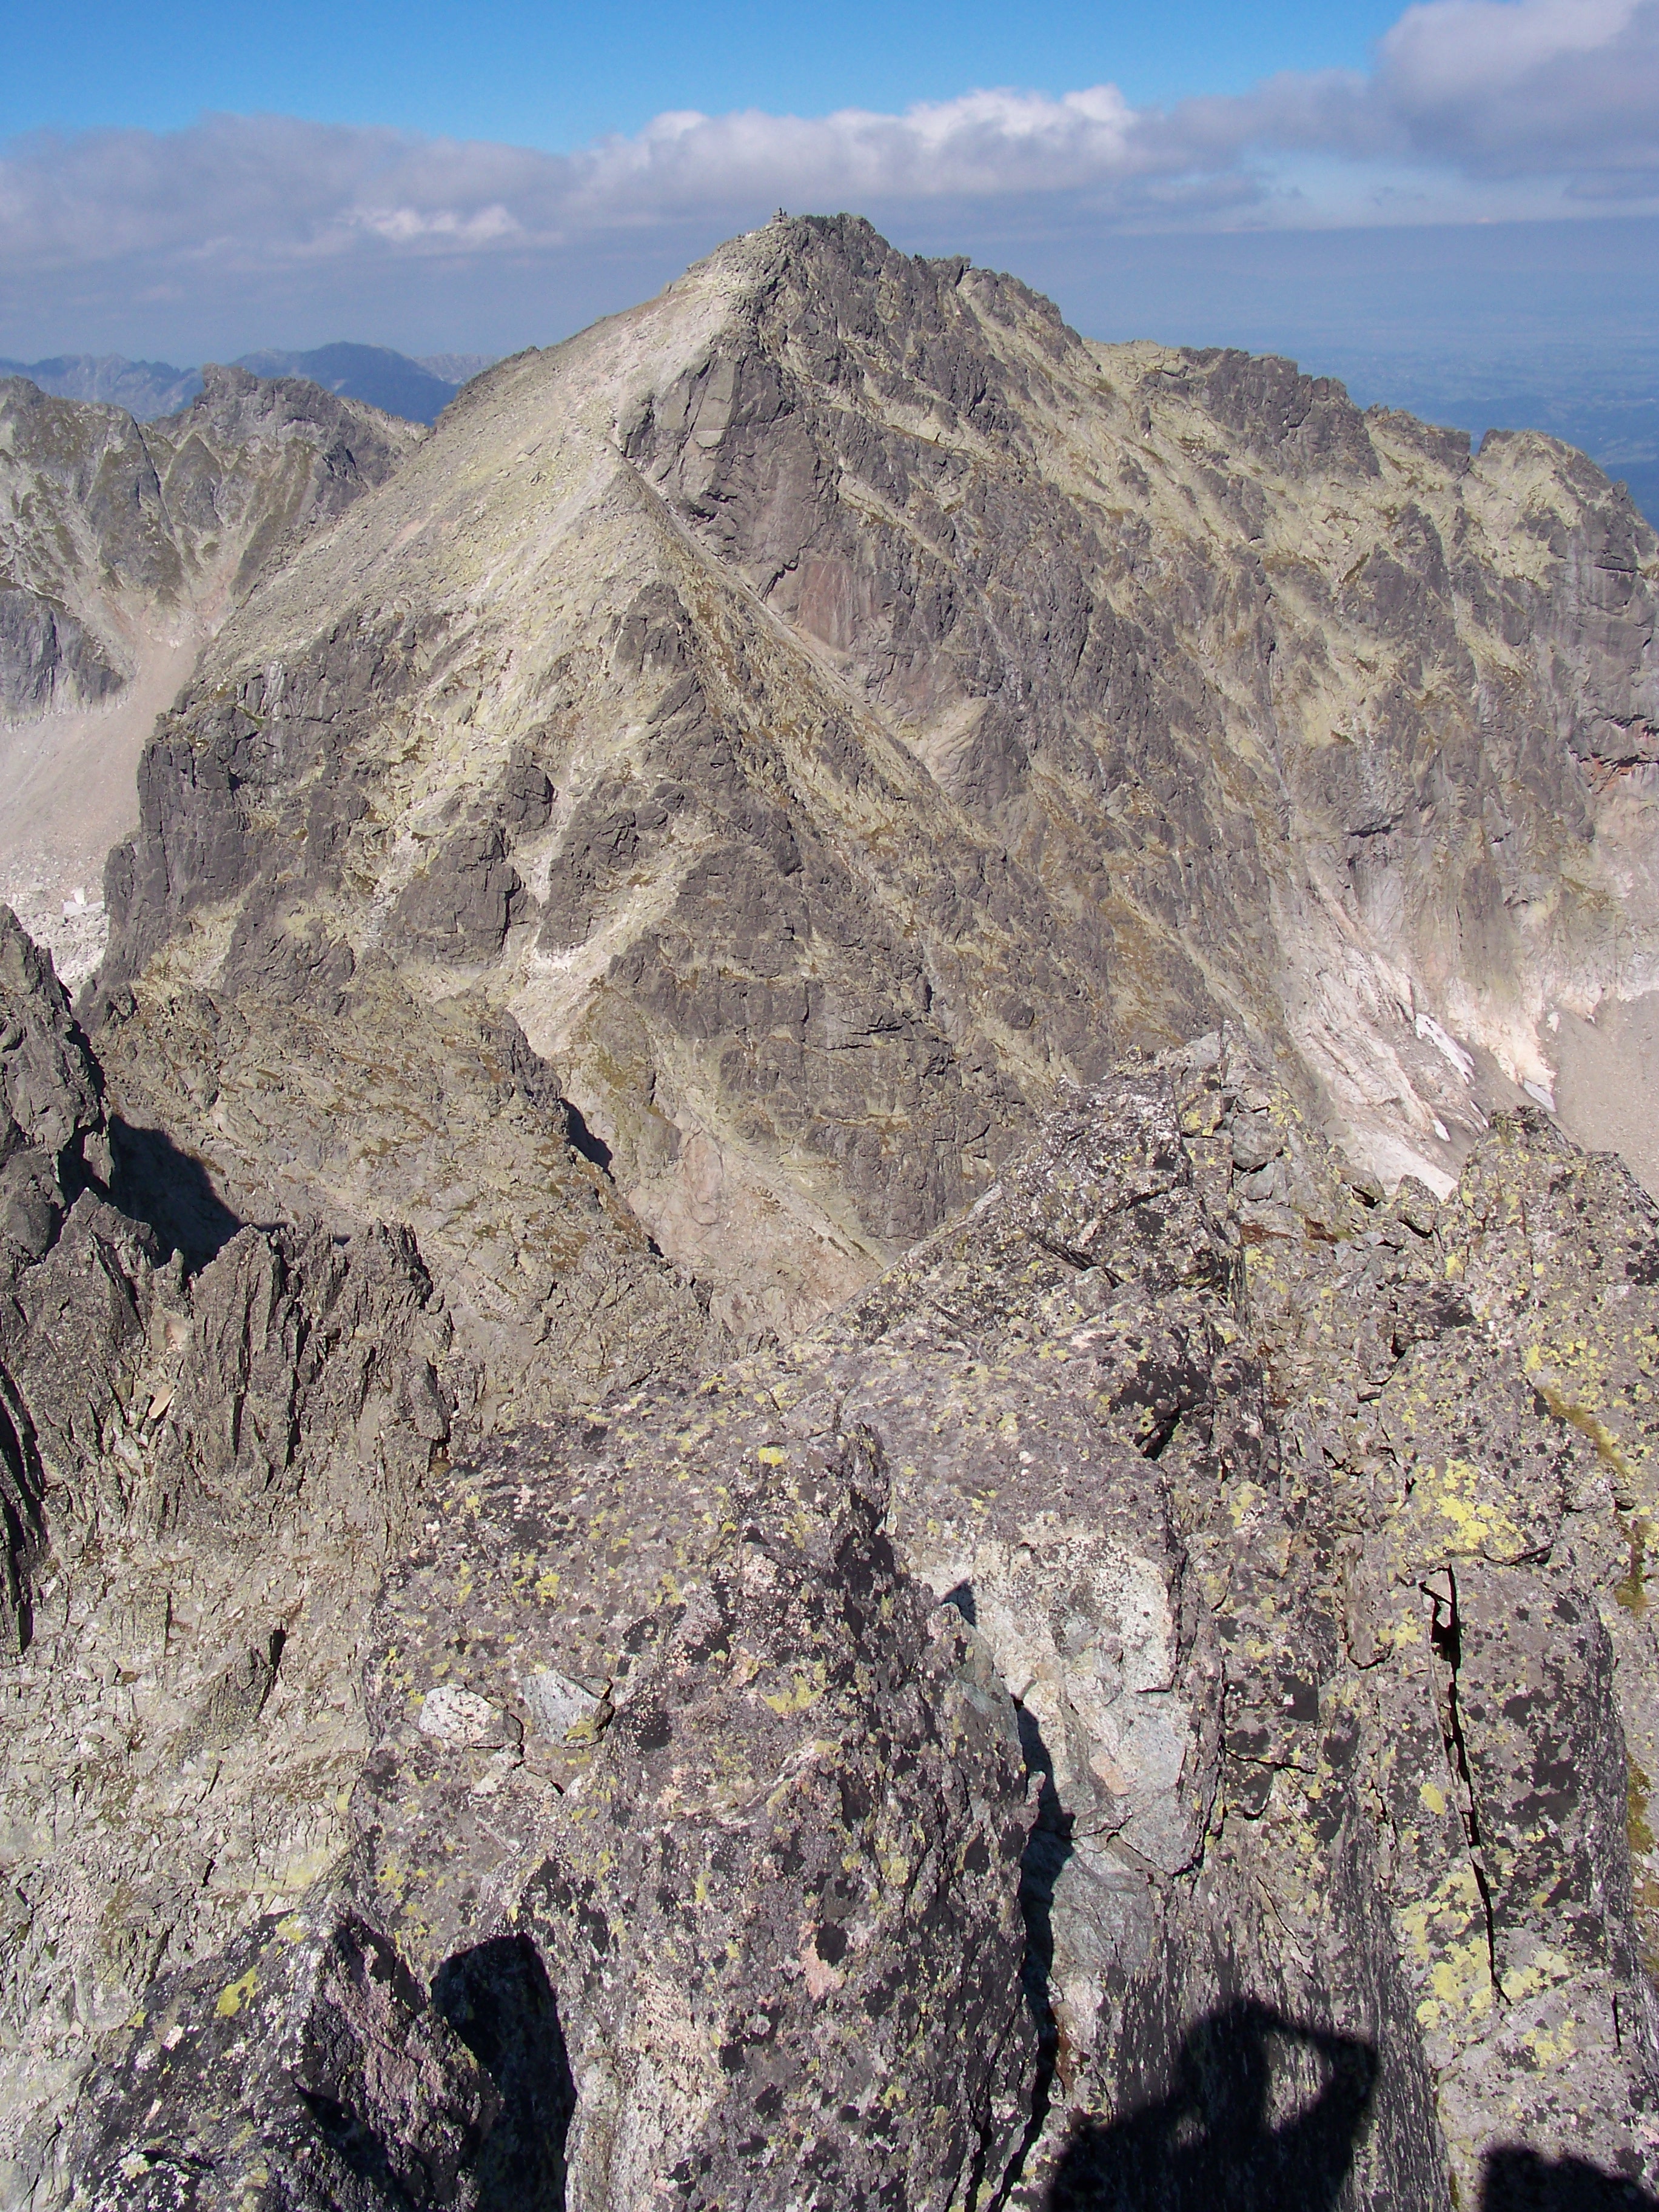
[
  {"xmin": 0, "ymin": 214, "xmax": 1657, "ymax": 2208},
  {"xmin": 0, "ymin": 367, "xmax": 426, "ymax": 983}
]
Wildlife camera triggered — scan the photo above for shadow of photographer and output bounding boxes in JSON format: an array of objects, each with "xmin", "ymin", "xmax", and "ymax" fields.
[
  {"xmin": 1046, "ymin": 1998, "xmax": 1375, "ymax": 2211},
  {"xmin": 1042, "ymin": 1999, "xmax": 1659, "ymax": 2211}
]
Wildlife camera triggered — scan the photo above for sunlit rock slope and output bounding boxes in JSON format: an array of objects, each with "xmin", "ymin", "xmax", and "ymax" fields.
[{"xmin": 90, "ymin": 215, "xmax": 1659, "ymax": 1349}]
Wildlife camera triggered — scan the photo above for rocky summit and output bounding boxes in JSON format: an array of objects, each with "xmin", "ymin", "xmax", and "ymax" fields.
[{"xmin": 1, "ymin": 214, "xmax": 1658, "ymax": 2209}]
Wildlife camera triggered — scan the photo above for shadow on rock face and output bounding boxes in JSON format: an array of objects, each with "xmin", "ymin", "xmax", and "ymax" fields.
[
  {"xmin": 1047, "ymin": 2000, "xmax": 1375, "ymax": 2211},
  {"xmin": 107, "ymin": 1114, "xmax": 243, "ymax": 1269},
  {"xmin": 1013, "ymin": 1699, "xmax": 1068, "ymax": 2050},
  {"xmin": 561, "ymin": 1101, "xmax": 614, "ymax": 1177},
  {"xmin": 1482, "ymin": 2148, "xmax": 1659, "ymax": 2210},
  {"xmin": 432, "ymin": 1934, "xmax": 574, "ymax": 2212}
]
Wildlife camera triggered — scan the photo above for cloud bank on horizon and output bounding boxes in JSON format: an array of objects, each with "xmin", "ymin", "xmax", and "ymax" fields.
[{"xmin": 4, "ymin": 0, "xmax": 1658, "ymax": 355}]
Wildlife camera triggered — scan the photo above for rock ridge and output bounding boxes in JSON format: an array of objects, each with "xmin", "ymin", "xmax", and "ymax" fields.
[
  {"xmin": 4, "ymin": 897, "xmax": 1658, "ymax": 2202},
  {"xmin": 2, "ymin": 216, "xmax": 1659, "ymax": 2208},
  {"xmin": 84, "ymin": 214, "xmax": 1659, "ymax": 1349},
  {"xmin": 1, "ymin": 368, "xmax": 424, "ymax": 984}
]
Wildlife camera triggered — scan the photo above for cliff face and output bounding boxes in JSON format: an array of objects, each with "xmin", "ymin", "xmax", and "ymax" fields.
[
  {"xmin": 2, "ymin": 216, "xmax": 1659, "ymax": 2208},
  {"xmin": 0, "ymin": 905, "xmax": 726, "ymax": 2198},
  {"xmin": 0, "ymin": 369, "xmax": 423, "ymax": 984},
  {"xmin": 90, "ymin": 217, "xmax": 1659, "ymax": 1350},
  {"xmin": 1, "ymin": 366, "xmax": 421, "ymax": 720}
]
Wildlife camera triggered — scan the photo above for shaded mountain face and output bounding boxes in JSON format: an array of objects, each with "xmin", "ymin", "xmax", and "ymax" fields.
[
  {"xmin": 0, "ymin": 366, "xmax": 423, "ymax": 985},
  {"xmin": 232, "ymin": 343, "xmax": 464, "ymax": 426},
  {"xmin": 91, "ymin": 214, "xmax": 1659, "ymax": 1342}
]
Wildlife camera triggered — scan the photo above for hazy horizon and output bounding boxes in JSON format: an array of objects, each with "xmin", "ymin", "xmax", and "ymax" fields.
[
  {"xmin": 7, "ymin": 198, "xmax": 1657, "ymax": 525},
  {"xmin": 7, "ymin": 2, "xmax": 1658, "ymax": 521}
]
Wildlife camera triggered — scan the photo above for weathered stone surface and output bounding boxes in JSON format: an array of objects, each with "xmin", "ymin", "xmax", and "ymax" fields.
[
  {"xmin": 0, "ymin": 915, "xmax": 724, "ymax": 2202},
  {"xmin": 344, "ymin": 1411, "xmax": 1036, "ymax": 2208},
  {"xmin": 55, "ymin": 1418, "xmax": 1034, "ymax": 2211},
  {"xmin": 0, "ymin": 368, "xmax": 425, "ymax": 987},
  {"xmin": 82, "ymin": 218, "xmax": 1658, "ymax": 1370},
  {"xmin": 518, "ymin": 1431, "xmax": 1034, "ymax": 2210},
  {"xmin": 752, "ymin": 1037, "xmax": 1659, "ymax": 2205},
  {"xmin": 69, "ymin": 1903, "xmax": 499, "ymax": 2212},
  {"xmin": 7, "ymin": 220, "xmax": 1659, "ymax": 2211},
  {"xmin": 24, "ymin": 1026, "xmax": 1657, "ymax": 2208}
]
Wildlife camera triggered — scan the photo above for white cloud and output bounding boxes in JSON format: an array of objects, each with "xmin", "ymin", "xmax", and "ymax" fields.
[
  {"xmin": 1370, "ymin": 0, "xmax": 1659, "ymax": 175},
  {"xmin": 1382, "ymin": 0, "xmax": 1641, "ymax": 99},
  {"xmin": 0, "ymin": 89, "xmax": 1211, "ymax": 287},
  {"xmin": 2, "ymin": 1, "xmax": 1658, "ymax": 352}
]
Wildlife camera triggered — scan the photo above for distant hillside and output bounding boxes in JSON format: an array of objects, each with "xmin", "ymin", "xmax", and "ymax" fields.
[
  {"xmin": 231, "ymin": 342, "xmax": 463, "ymax": 424},
  {"xmin": 0, "ymin": 343, "xmax": 498, "ymax": 425},
  {"xmin": 414, "ymin": 351, "xmax": 497, "ymax": 385},
  {"xmin": 0, "ymin": 352, "xmax": 202, "ymax": 416}
]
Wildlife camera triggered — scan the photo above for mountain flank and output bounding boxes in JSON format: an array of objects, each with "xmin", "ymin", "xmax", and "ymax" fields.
[
  {"xmin": 82, "ymin": 213, "xmax": 1659, "ymax": 1339},
  {"xmin": 230, "ymin": 344, "xmax": 470, "ymax": 426},
  {"xmin": 0, "ymin": 346, "xmax": 497, "ymax": 427},
  {"xmin": 0, "ymin": 366, "xmax": 423, "ymax": 984},
  {"xmin": 0, "ymin": 214, "xmax": 1657, "ymax": 2208}
]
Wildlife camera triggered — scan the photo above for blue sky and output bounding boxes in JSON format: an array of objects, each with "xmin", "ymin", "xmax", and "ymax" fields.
[
  {"xmin": 7, "ymin": 2, "xmax": 1409, "ymax": 146},
  {"xmin": 5, "ymin": 0, "xmax": 1659, "ymax": 367}
]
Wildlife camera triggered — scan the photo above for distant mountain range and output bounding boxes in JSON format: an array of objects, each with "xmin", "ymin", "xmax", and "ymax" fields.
[
  {"xmin": 1312, "ymin": 343, "xmax": 1659, "ymax": 531},
  {"xmin": 2, "ymin": 332, "xmax": 1654, "ymax": 531},
  {"xmin": 0, "ymin": 342, "xmax": 498, "ymax": 424}
]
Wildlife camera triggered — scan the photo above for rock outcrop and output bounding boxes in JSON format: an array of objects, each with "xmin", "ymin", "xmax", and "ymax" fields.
[
  {"xmin": 0, "ymin": 912, "xmax": 723, "ymax": 2199},
  {"xmin": 3, "ymin": 216, "xmax": 1659, "ymax": 2210},
  {"xmin": 11, "ymin": 1010, "xmax": 1658, "ymax": 2209},
  {"xmin": 780, "ymin": 1037, "xmax": 1659, "ymax": 2203},
  {"xmin": 0, "ymin": 369, "xmax": 424, "ymax": 984}
]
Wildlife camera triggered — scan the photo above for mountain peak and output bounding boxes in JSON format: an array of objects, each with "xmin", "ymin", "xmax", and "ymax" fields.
[{"xmin": 4, "ymin": 219, "xmax": 1659, "ymax": 2210}]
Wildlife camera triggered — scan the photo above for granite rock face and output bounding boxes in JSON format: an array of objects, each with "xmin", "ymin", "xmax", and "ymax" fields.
[
  {"xmin": 0, "ymin": 367, "xmax": 424, "ymax": 987},
  {"xmin": 2, "ymin": 994, "xmax": 1652, "ymax": 2208},
  {"xmin": 70, "ymin": 1905, "xmax": 501, "ymax": 2212},
  {"xmin": 85, "ymin": 216, "xmax": 1659, "ymax": 1358},
  {"xmin": 0, "ymin": 367, "xmax": 421, "ymax": 724},
  {"xmin": 776, "ymin": 1040, "xmax": 1659, "ymax": 2204},
  {"xmin": 0, "ymin": 914, "xmax": 724, "ymax": 2202},
  {"xmin": 56, "ymin": 1415, "xmax": 1036, "ymax": 2212},
  {"xmin": 5, "ymin": 217, "xmax": 1659, "ymax": 2209}
]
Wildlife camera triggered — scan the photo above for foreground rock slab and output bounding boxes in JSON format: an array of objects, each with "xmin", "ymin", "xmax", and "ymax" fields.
[{"xmin": 9, "ymin": 1015, "xmax": 1654, "ymax": 2208}]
